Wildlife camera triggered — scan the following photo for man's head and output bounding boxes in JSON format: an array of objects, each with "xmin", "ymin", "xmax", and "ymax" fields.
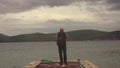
[{"xmin": 60, "ymin": 28, "xmax": 64, "ymax": 32}]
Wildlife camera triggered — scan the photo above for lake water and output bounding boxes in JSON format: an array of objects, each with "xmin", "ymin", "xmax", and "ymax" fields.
[{"xmin": 0, "ymin": 41, "xmax": 120, "ymax": 68}]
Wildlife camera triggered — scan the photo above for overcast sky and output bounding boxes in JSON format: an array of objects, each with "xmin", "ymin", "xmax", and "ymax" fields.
[{"xmin": 0, "ymin": 0, "xmax": 120, "ymax": 36}]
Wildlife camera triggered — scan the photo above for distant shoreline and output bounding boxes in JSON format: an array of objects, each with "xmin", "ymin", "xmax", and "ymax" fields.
[
  {"xmin": 0, "ymin": 40, "xmax": 120, "ymax": 43},
  {"xmin": 0, "ymin": 30, "xmax": 120, "ymax": 42}
]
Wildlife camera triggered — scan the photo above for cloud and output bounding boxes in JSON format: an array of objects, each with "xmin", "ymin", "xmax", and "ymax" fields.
[
  {"xmin": 0, "ymin": 0, "xmax": 120, "ymax": 14},
  {"xmin": 0, "ymin": 0, "xmax": 80, "ymax": 14},
  {"xmin": 1, "ymin": 5, "xmax": 98, "ymax": 22},
  {"xmin": 107, "ymin": 0, "xmax": 120, "ymax": 3},
  {"xmin": 106, "ymin": 0, "xmax": 120, "ymax": 10},
  {"xmin": 0, "ymin": 18, "xmax": 120, "ymax": 36},
  {"xmin": 0, "ymin": 0, "xmax": 120, "ymax": 35}
]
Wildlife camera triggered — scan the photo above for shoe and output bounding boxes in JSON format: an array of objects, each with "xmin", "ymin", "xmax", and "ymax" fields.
[
  {"xmin": 60, "ymin": 62, "xmax": 63, "ymax": 65},
  {"xmin": 61, "ymin": 64, "xmax": 66, "ymax": 67}
]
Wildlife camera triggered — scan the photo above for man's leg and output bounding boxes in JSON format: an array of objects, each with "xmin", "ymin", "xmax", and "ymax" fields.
[
  {"xmin": 63, "ymin": 41, "xmax": 67, "ymax": 65},
  {"xmin": 58, "ymin": 45, "xmax": 63, "ymax": 65}
]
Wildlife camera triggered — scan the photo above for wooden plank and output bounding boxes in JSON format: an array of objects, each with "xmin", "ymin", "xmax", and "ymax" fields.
[
  {"xmin": 25, "ymin": 61, "xmax": 40, "ymax": 68},
  {"xmin": 81, "ymin": 60, "xmax": 98, "ymax": 68}
]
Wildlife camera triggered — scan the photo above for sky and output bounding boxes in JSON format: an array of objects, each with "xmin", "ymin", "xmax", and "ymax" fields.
[{"xmin": 0, "ymin": 0, "xmax": 120, "ymax": 36}]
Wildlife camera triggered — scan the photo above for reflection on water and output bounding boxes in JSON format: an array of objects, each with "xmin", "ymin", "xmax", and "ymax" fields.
[{"xmin": 0, "ymin": 41, "xmax": 120, "ymax": 68}]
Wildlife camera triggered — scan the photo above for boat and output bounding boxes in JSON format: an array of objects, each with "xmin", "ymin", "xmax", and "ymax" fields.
[{"xmin": 25, "ymin": 59, "xmax": 98, "ymax": 68}]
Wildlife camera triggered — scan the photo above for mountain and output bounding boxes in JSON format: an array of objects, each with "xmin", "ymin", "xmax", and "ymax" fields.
[
  {"xmin": 11, "ymin": 33, "xmax": 55, "ymax": 42},
  {"xmin": 0, "ymin": 34, "xmax": 10, "ymax": 42},
  {"xmin": 67, "ymin": 30, "xmax": 108, "ymax": 40},
  {"xmin": 67, "ymin": 30, "xmax": 120, "ymax": 40},
  {"xmin": 0, "ymin": 30, "xmax": 120, "ymax": 42},
  {"xmin": 100, "ymin": 31, "xmax": 120, "ymax": 40}
]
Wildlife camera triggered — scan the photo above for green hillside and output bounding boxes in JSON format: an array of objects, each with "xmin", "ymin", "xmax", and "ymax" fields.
[
  {"xmin": 0, "ymin": 30, "xmax": 120, "ymax": 42},
  {"xmin": 67, "ymin": 30, "xmax": 109, "ymax": 40},
  {"xmin": 0, "ymin": 34, "xmax": 10, "ymax": 42},
  {"xmin": 11, "ymin": 33, "xmax": 55, "ymax": 42}
]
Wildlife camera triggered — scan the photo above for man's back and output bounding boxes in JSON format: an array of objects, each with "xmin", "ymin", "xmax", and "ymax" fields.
[{"xmin": 57, "ymin": 32, "xmax": 66, "ymax": 41}]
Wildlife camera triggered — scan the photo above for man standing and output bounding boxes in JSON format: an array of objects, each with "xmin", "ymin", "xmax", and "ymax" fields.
[{"xmin": 56, "ymin": 28, "xmax": 68, "ymax": 66}]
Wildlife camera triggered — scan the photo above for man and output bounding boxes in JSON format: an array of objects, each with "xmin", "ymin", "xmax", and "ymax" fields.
[{"xmin": 56, "ymin": 28, "xmax": 68, "ymax": 66}]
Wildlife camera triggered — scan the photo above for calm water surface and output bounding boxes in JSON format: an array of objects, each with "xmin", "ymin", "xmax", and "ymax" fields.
[{"xmin": 0, "ymin": 41, "xmax": 120, "ymax": 68}]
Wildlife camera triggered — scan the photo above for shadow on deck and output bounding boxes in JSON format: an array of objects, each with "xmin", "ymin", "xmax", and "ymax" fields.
[{"xmin": 35, "ymin": 62, "xmax": 80, "ymax": 68}]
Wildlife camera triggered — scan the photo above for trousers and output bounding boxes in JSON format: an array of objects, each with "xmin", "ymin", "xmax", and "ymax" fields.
[{"xmin": 57, "ymin": 40, "xmax": 67, "ymax": 65}]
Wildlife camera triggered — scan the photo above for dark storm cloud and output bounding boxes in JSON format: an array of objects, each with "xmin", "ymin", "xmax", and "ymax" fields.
[
  {"xmin": 110, "ymin": 4, "xmax": 120, "ymax": 10},
  {"xmin": 0, "ymin": 0, "xmax": 80, "ymax": 14},
  {"xmin": 1, "ymin": 0, "xmax": 120, "ymax": 14},
  {"xmin": 106, "ymin": 0, "xmax": 120, "ymax": 10},
  {"xmin": 107, "ymin": 0, "xmax": 120, "ymax": 3}
]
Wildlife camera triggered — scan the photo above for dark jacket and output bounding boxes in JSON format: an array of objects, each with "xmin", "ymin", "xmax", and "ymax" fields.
[{"xmin": 57, "ymin": 32, "xmax": 67, "ymax": 41}]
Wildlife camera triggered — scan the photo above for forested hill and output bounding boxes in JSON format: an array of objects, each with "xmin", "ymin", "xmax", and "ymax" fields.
[{"xmin": 0, "ymin": 30, "xmax": 120, "ymax": 42}]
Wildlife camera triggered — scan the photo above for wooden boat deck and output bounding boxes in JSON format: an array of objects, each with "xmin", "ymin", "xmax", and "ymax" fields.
[
  {"xmin": 35, "ymin": 62, "xmax": 80, "ymax": 68},
  {"xmin": 25, "ymin": 60, "xmax": 98, "ymax": 68}
]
